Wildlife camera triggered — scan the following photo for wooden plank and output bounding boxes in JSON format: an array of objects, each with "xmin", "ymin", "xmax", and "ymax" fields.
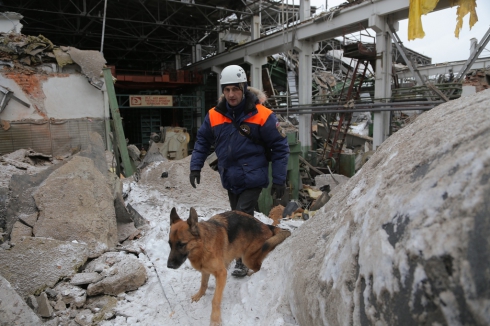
[{"xmin": 103, "ymin": 68, "xmax": 135, "ymax": 177}]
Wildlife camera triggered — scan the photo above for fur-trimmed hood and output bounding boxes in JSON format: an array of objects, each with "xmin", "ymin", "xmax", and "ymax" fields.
[{"xmin": 216, "ymin": 86, "xmax": 267, "ymax": 106}]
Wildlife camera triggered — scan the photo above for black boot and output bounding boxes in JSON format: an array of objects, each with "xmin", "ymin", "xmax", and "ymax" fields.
[{"xmin": 231, "ymin": 258, "xmax": 248, "ymax": 277}]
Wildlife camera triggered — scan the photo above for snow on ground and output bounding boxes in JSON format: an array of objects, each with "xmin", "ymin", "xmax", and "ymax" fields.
[{"xmin": 101, "ymin": 160, "xmax": 303, "ymax": 326}]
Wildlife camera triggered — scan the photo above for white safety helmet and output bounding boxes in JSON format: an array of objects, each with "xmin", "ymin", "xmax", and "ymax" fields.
[{"xmin": 220, "ymin": 65, "xmax": 247, "ymax": 85}]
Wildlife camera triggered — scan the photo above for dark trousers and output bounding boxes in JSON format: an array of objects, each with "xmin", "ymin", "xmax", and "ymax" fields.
[
  {"xmin": 227, "ymin": 187, "xmax": 263, "ymax": 216},
  {"xmin": 228, "ymin": 187, "xmax": 262, "ymax": 271}
]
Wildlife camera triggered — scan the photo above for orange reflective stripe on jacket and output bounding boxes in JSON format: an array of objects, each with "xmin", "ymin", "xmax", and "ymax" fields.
[
  {"xmin": 208, "ymin": 104, "xmax": 272, "ymax": 127},
  {"xmin": 244, "ymin": 104, "xmax": 272, "ymax": 126},
  {"xmin": 209, "ymin": 108, "xmax": 231, "ymax": 127}
]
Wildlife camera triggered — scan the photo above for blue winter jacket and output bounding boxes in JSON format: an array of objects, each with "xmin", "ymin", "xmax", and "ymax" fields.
[{"xmin": 190, "ymin": 89, "xmax": 289, "ymax": 194}]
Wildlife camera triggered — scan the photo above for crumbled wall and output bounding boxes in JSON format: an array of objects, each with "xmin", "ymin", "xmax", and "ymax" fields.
[
  {"xmin": 0, "ymin": 32, "xmax": 108, "ymax": 156},
  {"xmin": 463, "ymin": 68, "xmax": 490, "ymax": 92}
]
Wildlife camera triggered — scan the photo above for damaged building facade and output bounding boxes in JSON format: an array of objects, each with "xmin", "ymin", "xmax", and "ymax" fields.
[{"xmin": 0, "ymin": 31, "xmax": 109, "ymax": 157}]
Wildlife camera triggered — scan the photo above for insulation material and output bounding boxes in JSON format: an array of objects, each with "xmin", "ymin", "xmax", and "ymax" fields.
[
  {"xmin": 452, "ymin": 0, "xmax": 478, "ymax": 38},
  {"xmin": 408, "ymin": 0, "xmax": 478, "ymax": 40},
  {"xmin": 66, "ymin": 47, "xmax": 106, "ymax": 89},
  {"xmin": 0, "ymin": 33, "xmax": 105, "ymax": 90},
  {"xmin": 408, "ymin": 0, "xmax": 441, "ymax": 40},
  {"xmin": 53, "ymin": 48, "xmax": 74, "ymax": 67}
]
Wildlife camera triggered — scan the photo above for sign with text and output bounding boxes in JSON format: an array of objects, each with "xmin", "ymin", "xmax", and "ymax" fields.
[{"xmin": 129, "ymin": 95, "xmax": 173, "ymax": 107}]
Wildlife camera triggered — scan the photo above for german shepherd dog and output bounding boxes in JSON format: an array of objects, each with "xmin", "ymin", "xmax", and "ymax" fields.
[{"xmin": 167, "ymin": 207, "xmax": 291, "ymax": 326}]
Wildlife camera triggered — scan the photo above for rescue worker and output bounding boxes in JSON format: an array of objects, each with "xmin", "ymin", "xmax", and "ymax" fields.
[{"xmin": 189, "ymin": 64, "xmax": 290, "ymax": 277}]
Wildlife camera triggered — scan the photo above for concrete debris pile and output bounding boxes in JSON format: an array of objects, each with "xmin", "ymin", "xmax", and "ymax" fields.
[
  {"xmin": 269, "ymin": 88, "xmax": 490, "ymax": 325},
  {"xmin": 0, "ymin": 132, "xmax": 149, "ymax": 325},
  {"xmin": 0, "ymin": 32, "xmax": 106, "ymax": 89},
  {"xmin": 313, "ymin": 70, "xmax": 338, "ymax": 97},
  {"xmin": 269, "ymin": 172, "xmax": 351, "ymax": 222},
  {"xmin": 133, "ymin": 154, "xmax": 229, "ymax": 211}
]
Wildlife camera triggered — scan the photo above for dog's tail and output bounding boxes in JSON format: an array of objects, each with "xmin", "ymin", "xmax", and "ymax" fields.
[
  {"xmin": 246, "ymin": 226, "xmax": 291, "ymax": 272},
  {"xmin": 262, "ymin": 226, "xmax": 291, "ymax": 254}
]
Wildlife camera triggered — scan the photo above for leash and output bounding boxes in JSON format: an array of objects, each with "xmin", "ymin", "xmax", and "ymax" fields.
[
  {"xmin": 139, "ymin": 246, "xmax": 174, "ymax": 311},
  {"xmin": 140, "ymin": 246, "xmax": 195, "ymax": 323}
]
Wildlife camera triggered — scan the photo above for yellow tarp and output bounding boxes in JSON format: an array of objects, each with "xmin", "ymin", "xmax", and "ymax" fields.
[{"xmin": 408, "ymin": 0, "xmax": 478, "ymax": 40}]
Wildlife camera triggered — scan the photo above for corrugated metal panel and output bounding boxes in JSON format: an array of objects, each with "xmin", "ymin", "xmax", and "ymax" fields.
[
  {"xmin": 50, "ymin": 120, "xmax": 72, "ymax": 157},
  {"xmin": 88, "ymin": 120, "xmax": 106, "ymax": 145},
  {"xmin": 0, "ymin": 126, "xmax": 14, "ymax": 155},
  {"xmin": 30, "ymin": 121, "xmax": 52, "ymax": 155},
  {"xmin": 11, "ymin": 123, "xmax": 33, "ymax": 150},
  {"xmin": 79, "ymin": 119, "xmax": 90, "ymax": 146},
  {"xmin": 0, "ymin": 119, "xmax": 107, "ymax": 156},
  {"xmin": 68, "ymin": 120, "xmax": 83, "ymax": 150}
]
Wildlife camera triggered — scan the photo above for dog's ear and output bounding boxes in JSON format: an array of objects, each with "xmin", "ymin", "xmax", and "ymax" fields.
[
  {"xmin": 170, "ymin": 207, "xmax": 182, "ymax": 225},
  {"xmin": 187, "ymin": 207, "xmax": 200, "ymax": 237}
]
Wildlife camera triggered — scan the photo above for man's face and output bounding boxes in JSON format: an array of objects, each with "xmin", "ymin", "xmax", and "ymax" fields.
[{"xmin": 223, "ymin": 85, "xmax": 243, "ymax": 106}]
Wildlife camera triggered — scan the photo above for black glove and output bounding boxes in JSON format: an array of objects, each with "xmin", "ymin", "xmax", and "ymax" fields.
[
  {"xmin": 189, "ymin": 170, "xmax": 201, "ymax": 188},
  {"xmin": 271, "ymin": 183, "xmax": 286, "ymax": 199}
]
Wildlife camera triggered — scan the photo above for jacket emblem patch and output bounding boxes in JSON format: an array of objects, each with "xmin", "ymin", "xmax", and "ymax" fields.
[{"xmin": 239, "ymin": 124, "xmax": 251, "ymax": 135}]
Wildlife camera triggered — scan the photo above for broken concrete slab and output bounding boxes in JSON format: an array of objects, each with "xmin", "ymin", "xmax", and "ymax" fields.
[
  {"xmin": 114, "ymin": 192, "xmax": 141, "ymax": 242},
  {"xmin": 33, "ymin": 156, "xmax": 118, "ymax": 257},
  {"xmin": 43, "ymin": 317, "xmax": 62, "ymax": 326},
  {"xmin": 114, "ymin": 192, "xmax": 134, "ymax": 224},
  {"xmin": 5, "ymin": 160, "xmax": 67, "ymax": 237},
  {"xmin": 0, "ymin": 275, "xmax": 43, "ymax": 325},
  {"xmin": 78, "ymin": 132, "xmax": 108, "ymax": 177},
  {"xmin": 70, "ymin": 272, "xmax": 103, "ymax": 286},
  {"xmin": 53, "ymin": 299, "xmax": 67, "ymax": 311},
  {"xmin": 74, "ymin": 308, "xmax": 94, "ymax": 326},
  {"xmin": 26, "ymin": 294, "xmax": 38, "ymax": 312},
  {"xmin": 44, "ymin": 287, "xmax": 57, "ymax": 299},
  {"xmin": 53, "ymin": 282, "xmax": 86, "ymax": 308},
  {"xmin": 127, "ymin": 203, "xmax": 148, "ymax": 229},
  {"xmin": 9, "ymin": 221, "xmax": 32, "ymax": 244},
  {"xmin": 18, "ymin": 212, "xmax": 38, "ymax": 227},
  {"xmin": 84, "ymin": 251, "xmax": 147, "ymax": 296},
  {"xmin": 117, "ymin": 222, "xmax": 140, "ymax": 243},
  {"xmin": 0, "ymin": 237, "xmax": 88, "ymax": 298},
  {"xmin": 113, "ymin": 181, "xmax": 142, "ymax": 242},
  {"xmin": 314, "ymin": 173, "xmax": 350, "ymax": 196},
  {"xmin": 85, "ymin": 295, "xmax": 118, "ymax": 323},
  {"xmin": 36, "ymin": 292, "xmax": 53, "ymax": 318},
  {"xmin": 112, "ymin": 162, "xmax": 147, "ymax": 241}
]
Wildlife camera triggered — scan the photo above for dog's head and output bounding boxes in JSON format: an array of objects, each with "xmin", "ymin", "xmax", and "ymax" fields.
[{"xmin": 167, "ymin": 207, "xmax": 200, "ymax": 269}]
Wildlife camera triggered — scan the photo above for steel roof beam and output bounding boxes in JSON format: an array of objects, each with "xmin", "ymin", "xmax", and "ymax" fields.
[
  {"xmin": 3, "ymin": 5, "xmax": 221, "ymax": 32},
  {"xmin": 165, "ymin": 0, "xmax": 252, "ymax": 16},
  {"xmin": 396, "ymin": 57, "xmax": 490, "ymax": 80},
  {"xmin": 191, "ymin": 0, "xmax": 452, "ymax": 71}
]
